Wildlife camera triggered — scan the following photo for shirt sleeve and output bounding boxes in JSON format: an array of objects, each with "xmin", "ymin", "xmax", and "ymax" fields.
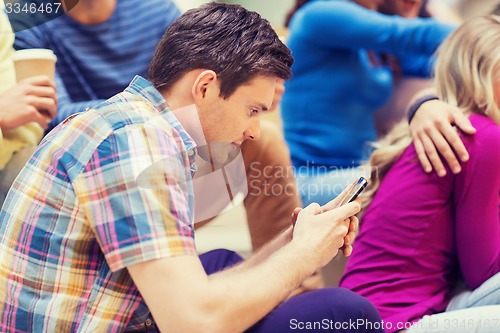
[
  {"xmin": 453, "ymin": 124, "xmax": 500, "ymax": 289},
  {"xmin": 73, "ymin": 123, "xmax": 197, "ymax": 272},
  {"xmin": 398, "ymin": 53, "xmax": 435, "ymax": 78},
  {"xmin": 292, "ymin": 1, "xmax": 455, "ymax": 56}
]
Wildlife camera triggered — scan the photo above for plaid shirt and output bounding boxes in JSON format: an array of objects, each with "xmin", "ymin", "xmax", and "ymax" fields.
[{"xmin": 0, "ymin": 76, "xmax": 198, "ymax": 332}]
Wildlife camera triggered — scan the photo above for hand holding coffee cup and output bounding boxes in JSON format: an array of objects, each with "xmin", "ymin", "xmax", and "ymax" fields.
[
  {"xmin": 0, "ymin": 76, "xmax": 57, "ymax": 131},
  {"xmin": 11, "ymin": 48, "xmax": 57, "ymax": 131}
]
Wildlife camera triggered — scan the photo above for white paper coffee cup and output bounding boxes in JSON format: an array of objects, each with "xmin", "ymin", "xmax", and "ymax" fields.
[{"xmin": 13, "ymin": 48, "xmax": 57, "ymax": 82}]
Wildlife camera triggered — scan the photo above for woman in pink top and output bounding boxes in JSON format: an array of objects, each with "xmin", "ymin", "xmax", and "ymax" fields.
[{"xmin": 340, "ymin": 15, "xmax": 500, "ymax": 333}]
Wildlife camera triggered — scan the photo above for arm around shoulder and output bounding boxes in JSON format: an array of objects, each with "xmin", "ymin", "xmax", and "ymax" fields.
[{"xmin": 408, "ymin": 90, "xmax": 476, "ymax": 176}]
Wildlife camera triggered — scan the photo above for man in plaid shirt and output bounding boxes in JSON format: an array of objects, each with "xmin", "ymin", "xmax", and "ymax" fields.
[{"xmin": 0, "ymin": 3, "xmax": 382, "ymax": 332}]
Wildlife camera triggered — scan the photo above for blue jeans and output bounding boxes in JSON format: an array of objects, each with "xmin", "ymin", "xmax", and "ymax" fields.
[
  {"xmin": 407, "ymin": 272, "xmax": 500, "ymax": 333},
  {"xmin": 446, "ymin": 272, "xmax": 500, "ymax": 310}
]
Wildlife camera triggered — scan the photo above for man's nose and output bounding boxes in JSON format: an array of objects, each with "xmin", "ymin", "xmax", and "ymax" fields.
[{"xmin": 244, "ymin": 121, "xmax": 261, "ymax": 141}]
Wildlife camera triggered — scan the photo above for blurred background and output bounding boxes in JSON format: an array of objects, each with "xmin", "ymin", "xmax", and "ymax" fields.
[
  {"xmin": 175, "ymin": 0, "xmax": 294, "ymax": 28},
  {"xmin": 175, "ymin": 0, "xmax": 500, "ymax": 29}
]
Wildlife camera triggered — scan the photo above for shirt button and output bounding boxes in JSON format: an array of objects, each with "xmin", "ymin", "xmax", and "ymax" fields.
[
  {"xmin": 145, "ymin": 318, "xmax": 153, "ymax": 327},
  {"xmin": 188, "ymin": 150, "xmax": 195, "ymax": 157}
]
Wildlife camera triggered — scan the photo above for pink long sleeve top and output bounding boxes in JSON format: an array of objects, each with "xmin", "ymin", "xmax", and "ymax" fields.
[{"xmin": 340, "ymin": 114, "xmax": 500, "ymax": 332}]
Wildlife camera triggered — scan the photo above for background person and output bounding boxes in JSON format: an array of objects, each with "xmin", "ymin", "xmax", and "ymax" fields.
[
  {"xmin": 340, "ymin": 15, "xmax": 500, "ymax": 333},
  {"xmin": 374, "ymin": 0, "xmax": 435, "ymax": 136},
  {"xmin": 281, "ymin": 0, "xmax": 454, "ymax": 206},
  {"xmin": 0, "ymin": 7, "xmax": 57, "ymax": 206}
]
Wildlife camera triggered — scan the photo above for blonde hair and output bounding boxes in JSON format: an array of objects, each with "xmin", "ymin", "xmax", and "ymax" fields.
[{"xmin": 361, "ymin": 15, "xmax": 500, "ymax": 211}]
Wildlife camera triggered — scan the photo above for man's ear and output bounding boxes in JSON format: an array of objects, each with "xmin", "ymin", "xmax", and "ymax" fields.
[{"xmin": 192, "ymin": 70, "xmax": 218, "ymax": 104}]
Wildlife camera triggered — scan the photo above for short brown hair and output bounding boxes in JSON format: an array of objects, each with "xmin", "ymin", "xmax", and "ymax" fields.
[{"xmin": 149, "ymin": 2, "xmax": 293, "ymax": 99}]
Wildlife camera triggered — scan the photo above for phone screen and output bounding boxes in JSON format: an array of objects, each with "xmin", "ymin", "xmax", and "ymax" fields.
[{"xmin": 339, "ymin": 177, "xmax": 368, "ymax": 206}]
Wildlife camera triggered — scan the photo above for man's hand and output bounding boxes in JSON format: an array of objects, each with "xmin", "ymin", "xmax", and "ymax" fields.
[
  {"xmin": 291, "ymin": 181, "xmax": 361, "ymax": 257},
  {"xmin": 409, "ymin": 99, "xmax": 476, "ymax": 177},
  {"xmin": 292, "ymin": 199, "xmax": 360, "ymax": 269},
  {"xmin": 292, "ymin": 210, "xmax": 358, "ymax": 257},
  {"xmin": 0, "ymin": 76, "xmax": 57, "ymax": 131},
  {"xmin": 340, "ymin": 215, "xmax": 358, "ymax": 256}
]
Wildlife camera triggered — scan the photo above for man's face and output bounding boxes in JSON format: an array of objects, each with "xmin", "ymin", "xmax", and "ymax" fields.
[
  {"xmin": 196, "ymin": 75, "xmax": 276, "ymax": 165},
  {"xmin": 379, "ymin": 0, "xmax": 424, "ymax": 18}
]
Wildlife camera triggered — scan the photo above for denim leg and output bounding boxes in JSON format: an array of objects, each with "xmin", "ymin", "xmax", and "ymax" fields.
[
  {"xmin": 406, "ymin": 273, "xmax": 500, "ymax": 333},
  {"xmin": 447, "ymin": 272, "xmax": 500, "ymax": 311},
  {"xmin": 407, "ymin": 305, "xmax": 500, "ymax": 333}
]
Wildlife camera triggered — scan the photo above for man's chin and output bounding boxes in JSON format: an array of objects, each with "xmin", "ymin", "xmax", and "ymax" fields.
[{"xmin": 196, "ymin": 142, "xmax": 240, "ymax": 169}]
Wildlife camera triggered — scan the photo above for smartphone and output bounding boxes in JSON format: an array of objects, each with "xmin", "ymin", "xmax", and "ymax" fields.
[{"xmin": 339, "ymin": 177, "xmax": 368, "ymax": 206}]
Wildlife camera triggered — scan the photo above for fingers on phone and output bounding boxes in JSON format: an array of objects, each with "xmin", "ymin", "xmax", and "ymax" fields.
[
  {"xmin": 340, "ymin": 200, "xmax": 361, "ymax": 216},
  {"xmin": 320, "ymin": 201, "xmax": 360, "ymax": 226},
  {"xmin": 323, "ymin": 182, "xmax": 356, "ymax": 211},
  {"xmin": 349, "ymin": 216, "xmax": 359, "ymax": 233},
  {"xmin": 291, "ymin": 207, "xmax": 302, "ymax": 226},
  {"xmin": 301, "ymin": 202, "xmax": 322, "ymax": 216}
]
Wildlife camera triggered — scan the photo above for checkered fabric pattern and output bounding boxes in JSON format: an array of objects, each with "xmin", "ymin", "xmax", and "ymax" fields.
[{"xmin": 0, "ymin": 76, "xmax": 197, "ymax": 332}]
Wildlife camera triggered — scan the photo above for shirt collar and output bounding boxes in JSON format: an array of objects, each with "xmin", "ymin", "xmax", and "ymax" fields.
[{"xmin": 126, "ymin": 75, "xmax": 197, "ymax": 154}]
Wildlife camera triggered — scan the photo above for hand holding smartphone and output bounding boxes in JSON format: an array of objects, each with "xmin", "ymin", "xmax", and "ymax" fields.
[
  {"xmin": 337, "ymin": 177, "xmax": 368, "ymax": 257},
  {"xmin": 338, "ymin": 177, "xmax": 368, "ymax": 206}
]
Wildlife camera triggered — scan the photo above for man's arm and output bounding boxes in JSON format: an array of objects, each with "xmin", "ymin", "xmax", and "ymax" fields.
[
  {"xmin": 408, "ymin": 88, "xmax": 476, "ymax": 176},
  {"xmin": 296, "ymin": 1, "xmax": 453, "ymax": 55},
  {"xmin": 128, "ymin": 201, "xmax": 360, "ymax": 333}
]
